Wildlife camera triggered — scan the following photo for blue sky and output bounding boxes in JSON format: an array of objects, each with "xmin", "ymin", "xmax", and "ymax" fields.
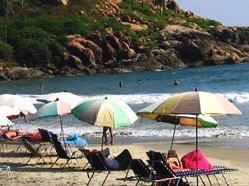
[{"xmin": 175, "ymin": 0, "xmax": 249, "ymax": 26}]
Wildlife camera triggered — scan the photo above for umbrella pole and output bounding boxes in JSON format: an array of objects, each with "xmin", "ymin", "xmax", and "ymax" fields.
[
  {"xmin": 170, "ymin": 120, "xmax": 177, "ymax": 150},
  {"xmin": 24, "ymin": 115, "xmax": 27, "ymax": 123},
  {"xmin": 60, "ymin": 116, "xmax": 66, "ymax": 149},
  {"xmin": 101, "ymin": 132, "xmax": 104, "ymax": 150},
  {"xmin": 196, "ymin": 114, "xmax": 199, "ymax": 186}
]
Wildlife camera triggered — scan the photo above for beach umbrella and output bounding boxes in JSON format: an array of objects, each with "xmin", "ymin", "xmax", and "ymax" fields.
[
  {"xmin": 0, "ymin": 105, "xmax": 21, "ymax": 120},
  {"xmin": 35, "ymin": 100, "xmax": 71, "ymax": 144},
  {"xmin": 0, "ymin": 116, "xmax": 15, "ymax": 128},
  {"xmin": 72, "ymin": 97, "xmax": 138, "ymax": 148},
  {"xmin": 150, "ymin": 91, "xmax": 241, "ymax": 116},
  {"xmin": 137, "ymin": 108, "xmax": 218, "ymax": 149},
  {"xmin": 138, "ymin": 90, "xmax": 241, "ymax": 148},
  {"xmin": 0, "ymin": 94, "xmax": 37, "ymax": 116},
  {"xmin": 138, "ymin": 90, "xmax": 241, "ymax": 185},
  {"xmin": 37, "ymin": 92, "xmax": 84, "ymax": 109}
]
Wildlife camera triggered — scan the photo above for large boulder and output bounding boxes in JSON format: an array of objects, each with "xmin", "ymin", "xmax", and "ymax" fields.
[
  {"xmin": 66, "ymin": 36, "xmax": 101, "ymax": 66},
  {"xmin": 5, "ymin": 67, "xmax": 45, "ymax": 80}
]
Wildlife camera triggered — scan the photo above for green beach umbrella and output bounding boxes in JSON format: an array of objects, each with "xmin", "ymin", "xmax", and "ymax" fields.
[
  {"xmin": 72, "ymin": 97, "xmax": 138, "ymax": 149},
  {"xmin": 72, "ymin": 97, "xmax": 138, "ymax": 128},
  {"xmin": 137, "ymin": 98, "xmax": 219, "ymax": 150}
]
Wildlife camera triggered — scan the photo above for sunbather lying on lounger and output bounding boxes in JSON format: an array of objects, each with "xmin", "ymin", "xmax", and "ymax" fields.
[{"xmin": 2, "ymin": 131, "xmax": 41, "ymax": 141}]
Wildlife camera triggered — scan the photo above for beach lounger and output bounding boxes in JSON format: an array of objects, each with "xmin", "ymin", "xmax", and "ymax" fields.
[
  {"xmin": 38, "ymin": 128, "xmax": 52, "ymax": 143},
  {"xmin": 127, "ymin": 159, "xmax": 181, "ymax": 186},
  {"xmin": 149, "ymin": 160, "xmax": 238, "ymax": 186},
  {"xmin": 21, "ymin": 138, "xmax": 52, "ymax": 165},
  {"xmin": 0, "ymin": 165, "xmax": 11, "ymax": 179},
  {"xmin": 50, "ymin": 134, "xmax": 83, "ymax": 169},
  {"xmin": 85, "ymin": 149, "xmax": 132, "ymax": 186}
]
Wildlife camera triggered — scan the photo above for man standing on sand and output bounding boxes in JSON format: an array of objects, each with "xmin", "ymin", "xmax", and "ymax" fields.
[{"xmin": 103, "ymin": 126, "xmax": 114, "ymax": 145}]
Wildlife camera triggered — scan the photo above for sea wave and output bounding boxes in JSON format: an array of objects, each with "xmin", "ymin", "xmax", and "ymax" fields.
[
  {"xmin": 223, "ymin": 92, "xmax": 249, "ymax": 103},
  {"xmin": 16, "ymin": 121, "xmax": 249, "ymax": 140},
  {"xmin": 20, "ymin": 91, "xmax": 249, "ymax": 105}
]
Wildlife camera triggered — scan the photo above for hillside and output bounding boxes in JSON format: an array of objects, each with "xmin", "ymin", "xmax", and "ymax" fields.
[{"xmin": 0, "ymin": 0, "xmax": 249, "ymax": 81}]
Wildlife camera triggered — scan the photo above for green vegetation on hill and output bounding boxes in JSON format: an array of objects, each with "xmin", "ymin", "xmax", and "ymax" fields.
[{"xmin": 0, "ymin": 0, "xmax": 220, "ymax": 68}]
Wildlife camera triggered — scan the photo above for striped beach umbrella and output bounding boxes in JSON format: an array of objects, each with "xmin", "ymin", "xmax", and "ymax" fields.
[
  {"xmin": 148, "ymin": 91, "xmax": 241, "ymax": 116},
  {"xmin": 72, "ymin": 97, "xmax": 138, "ymax": 128},
  {"xmin": 36, "ymin": 101, "xmax": 71, "ymax": 119},
  {"xmin": 72, "ymin": 97, "xmax": 138, "ymax": 149},
  {"xmin": 35, "ymin": 101, "xmax": 71, "ymax": 144},
  {"xmin": 138, "ymin": 102, "xmax": 218, "ymax": 150}
]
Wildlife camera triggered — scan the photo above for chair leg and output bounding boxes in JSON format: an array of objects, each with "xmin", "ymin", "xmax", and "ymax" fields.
[
  {"xmin": 26, "ymin": 156, "xmax": 33, "ymax": 165},
  {"xmin": 82, "ymin": 162, "xmax": 89, "ymax": 169},
  {"xmin": 221, "ymin": 173, "xmax": 229, "ymax": 186},
  {"xmin": 176, "ymin": 178, "xmax": 181, "ymax": 186},
  {"xmin": 75, "ymin": 158, "xmax": 80, "ymax": 167},
  {"xmin": 62, "ymin": 159, "xmax": 70, "ymax": 169},
  {"xmin": 1, "ymin": 166, "xmax": 11, "ymax": 179},
  {"xmin": 199, "ymin": 176, "xmax": 206, "ymax": 186},
  {"xmin": 86, "ymin": 172, "xmax": 95, "ymax": 186},
  {"xmin": 16, "ymin": 142, "xmax": 22, "ymax": 152},
  {"xmin": 7, "ymin": 166, "xmax": 11, "ymax": 179},
  {"xmin": 124, "ymin": 167, "xmax": 130, "ymax": 181},
  {"xmin": 50, "ymin": 157, "xmax": 59, "ymax": 168},
  {"xmin": 102, "ymin": 171, "xmax": 111, "ymax": 186},
  {"xmin": 206, "ymin": 175, "xmax": 212, "ymax": 186},
  {"xmin": 135, "ymin": 177, "xmax": 140, "ymax": 186},
  {"xmin": 213, "ymin": 174, "xmax": 220, "ymax": 186}
]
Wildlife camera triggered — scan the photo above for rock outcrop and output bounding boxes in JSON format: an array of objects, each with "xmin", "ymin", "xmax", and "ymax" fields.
[
  {"xmin": 0, "ymin": 67, "xmax": 46, "ymax": 81},
  {"xmin": 1, "ymin": 0, "xmax": 249, "ymax": 81}
]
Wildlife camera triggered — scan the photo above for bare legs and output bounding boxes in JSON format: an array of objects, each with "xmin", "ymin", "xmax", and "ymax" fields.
[{"xmin": 103, "ymin": 127, "xmax": 114, "ymax": 145}]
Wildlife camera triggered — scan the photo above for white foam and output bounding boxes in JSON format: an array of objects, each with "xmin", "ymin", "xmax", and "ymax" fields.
[
  {"xmin": 20, "ymin": 92, "xmax": 249, "ymax": 106},
  {"xmin": 222, "ymin": 92, "xmax": 249, "ymax": 103},
  {"xmin": 20, "ymin": 93, "xmax": 173, "ymax": 105}
]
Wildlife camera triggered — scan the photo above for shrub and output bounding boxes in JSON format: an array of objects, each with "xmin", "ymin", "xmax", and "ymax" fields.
[
  {"xmin": 0, "ymin": 41, "xmax": 13, "ymax": 61},
  {"xmin": 16, "ymin": 39, "xmax": 51, "ymax": 67}
]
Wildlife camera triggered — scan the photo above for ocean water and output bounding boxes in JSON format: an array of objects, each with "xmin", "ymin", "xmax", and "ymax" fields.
[{"xmin": 1, "ymin": 63, "xmax": 249, "ymax": 148}]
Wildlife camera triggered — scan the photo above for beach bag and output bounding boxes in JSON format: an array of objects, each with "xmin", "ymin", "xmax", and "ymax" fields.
[{"xmin": 181, "ymin": 149, "xmax": 213, "ymax": 170}]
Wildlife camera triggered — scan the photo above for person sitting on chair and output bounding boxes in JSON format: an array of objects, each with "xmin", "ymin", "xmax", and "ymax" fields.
[
  {"xmin": 166, "ymin": 150, "xmax": 184, "ymax": 172},
  {"xmin": 104, "ymin": 149, "xmax": 132, "ymax": 170}
]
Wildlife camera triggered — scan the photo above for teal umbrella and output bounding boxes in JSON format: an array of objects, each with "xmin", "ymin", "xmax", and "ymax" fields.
[{"xmin": 35, "ymin": 100, "xmax": 71, "ymax": 145}]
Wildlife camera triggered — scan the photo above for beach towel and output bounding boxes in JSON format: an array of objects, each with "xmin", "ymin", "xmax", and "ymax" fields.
[
  {"xmin": 64, "ymin": 134, "xmax": 88, "ymax": 148},
  {"xmin": 181, "ymin": 149, "xmax": 213, "ymax": 170},
  {"xmin": 66, "ymin": 134, "xmax": 78, "ymax": 141}
]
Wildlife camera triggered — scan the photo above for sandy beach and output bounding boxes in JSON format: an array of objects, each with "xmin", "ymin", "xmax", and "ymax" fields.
[{"xmin": 0, "ymin": 142, "xmax": 248, "ymax": 186}]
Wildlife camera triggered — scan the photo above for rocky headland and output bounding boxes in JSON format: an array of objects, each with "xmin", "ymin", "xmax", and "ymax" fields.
[{"xmin": 0, "ymin": 0, "xmax": 249, "ymax": 81}]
